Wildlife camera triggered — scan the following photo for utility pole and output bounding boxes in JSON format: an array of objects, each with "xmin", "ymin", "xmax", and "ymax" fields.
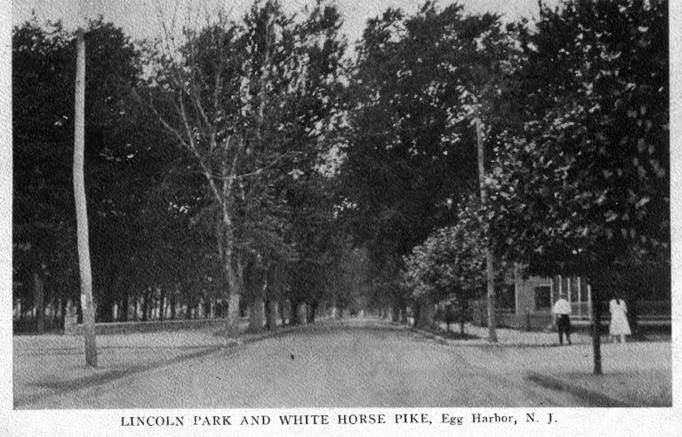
[
  {"xmin": 74, "ymin": 29, "xmax": 97, "ymax": 366},
  {"xmin": 475, "ymin": 117, "xmax": 497, "ymax": 343}
]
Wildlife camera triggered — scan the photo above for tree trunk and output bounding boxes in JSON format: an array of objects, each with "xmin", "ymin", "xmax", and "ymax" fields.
[
  {"xmin": 591, "ymin": 287, "xmax": 603, "ymax": 375},
  {"xmin": 299, "ymin": 303, "xmax": 309, "ymax": 325},
  {"xmin": 185, "ymin": 293, "xmax": 192, "ymax": 320},
  {"xmin": 264, "ymin": 299, "xmax": 272, "ymax": 330},
  {"xmin": 412, "ymin": 303, "xmax": 420, "ymax": 327},
  {"xmin": 460, "ymin": 300, "xmax": 467, "ymax": 335},
  {"xmin": 391, "ymin": 301, "xmax": 400, "ymax": 322},
  {"xmin": 417, "ymin": 298, "xmax": 435, "ymax": 329},
  {"xmin": 60, "ymin": 298, "xmax": 68, "ymax": 326},
  {"xmin": 226, "ymin": 292, "xmax": 241, "ymax": 335},
  {"xmin": 170, "ymin": 290, "xmax": 177, "ymax": 320},
  {"xmin": 628, "ymin": 298, "xmax": 640, "ymax": 338},
  {"xmin": 50, "ymin": 298, "xmax": 58, "ymax": 326},
  {"xmin": 279, "ymin": 298, "xmax": 288, "ymax": 326},
  {"xmin": 132, "ymin": 296, "xmax": 138, "ymax": 321},
  {"xmin": 73, "ymin": 31, "xmax": 96, "ymax": 366},
  {"xmin": 141, "ymin": 289, "xmax": 151, "ymax": 322},
  {"xmin": 249, "ymin": 297, "xmax": 265, "ymax": 332},
  {"xmin": 288, "ymin": 299, "xmax": 298, "ymax": 325},
  {"xmin": 265, "ymin": 299, "xmax": 278, "ymax": 330},
  {"xmin": 33, "ymin": 271, "xmax": 45, "ymax": 334},
  {"xmin": 307, "ymin": 301, "xmax": 318, "ymax": 324},
  {"xmin": 159, "ymin": 288, "xmax": 166, "ymax": 322},
  {"xmin": 96, "ymin": 297, "xmax": 114, "ymax": 323},
  {"xmin": 223, "ymin": 254, "xmax": 243, "ymax": 334},
  {"xmin": 218, "ymin": 203, "xmax": 244, "ymax": 335},
  {"xmin": 119, "ymin": 292, "xmax": 129, "ymax": 322}
]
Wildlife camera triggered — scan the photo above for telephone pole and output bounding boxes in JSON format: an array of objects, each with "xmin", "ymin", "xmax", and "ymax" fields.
[
  {"xmin": 475, "ymin": 117, "xmax": 497, "ymax": 343},
  {"xmin": 74, "ymin": 29, "xmax": 97, "ymax": 366}
]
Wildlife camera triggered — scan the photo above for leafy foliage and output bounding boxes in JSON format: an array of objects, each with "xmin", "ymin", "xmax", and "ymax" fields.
[{"xmin": 486, "ymin": 0, "xmax": 669, "ymax": 281}]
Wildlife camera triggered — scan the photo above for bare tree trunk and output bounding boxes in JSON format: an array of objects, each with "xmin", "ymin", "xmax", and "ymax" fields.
[
  {"xmin": 170, "ymin": 292, "xmax": 176, "ymax": 320},
  {"xmin": 132, "ymin": 296, "xmax": 138, "ymax": 321},
  {"xmin": 33, "ymin": 271, "xmax": 45, "ymax": 334},
  {"xmin": 289, "ymin": 300, "xmax": 300, "ymax": 325},
  {"xmin": 227, "ymin": 292, "xmax": 240, "ymax": 334},
  {"xmin": 307, "ymin": 302, "xmax": 318, "ymax": 324},
  {"xmin": 265, "ymin": 300, "xmax": 278, "ymax": 330},
  {"xmin": 119, "ymin": 292, "xmax": 129, "ymax": 322},
  {"xmin": 279, "ymin": 298, "xmax": 288, "ymax": 326},
  {"xmin": 141, "ymin": 289, "xmax": 150, "ymax": 322},
  {"xmin": 591, "ymin": 281, "xmax": 603, "ymax": 375},
  {"xmin": 185, "ymin": 293, "xmax": 192, "ymax": 320},
  {"xmin": 217, "ymin": 207, "xmax": 243, "ymax": 335},
  {"xmin": 249, "ymin": 297, "xmax": 265, "ymax": 332},
  {"xmin": 60, "ymin": 298, "xmax": 68, "ymax": 326},
  {"xmin": 159, "ymin": 288, "xmax": 166, "ymax": 322},
  {"xmin": 74, "ymin": 30, "xmax": 97, "ymax": 366}
]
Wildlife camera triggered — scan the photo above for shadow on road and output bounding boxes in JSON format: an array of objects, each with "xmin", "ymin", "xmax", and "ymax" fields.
[{"xmin": 525, "ymin": 373, "xmax": 634, "ymax": 407}]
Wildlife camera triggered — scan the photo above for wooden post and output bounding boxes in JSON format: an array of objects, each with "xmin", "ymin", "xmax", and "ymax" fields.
[
  {"xmin": 475, "ymin": 117, "xmax": 497, "ymax": 343},
  {"xmin": 74, "ymin": 29, "xmax": 97, "ymax": 367}
]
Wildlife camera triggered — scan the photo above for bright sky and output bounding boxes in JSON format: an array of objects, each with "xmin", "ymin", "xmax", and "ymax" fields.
[{"xmin": 12, "ymin": 0, "xmax": 557, "ymax": 44}]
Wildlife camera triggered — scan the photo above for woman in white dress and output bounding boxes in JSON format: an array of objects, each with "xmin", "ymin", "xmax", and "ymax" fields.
[{"xmin": 609, "ymin": 296, "xmax": 631, "ymax": 343}]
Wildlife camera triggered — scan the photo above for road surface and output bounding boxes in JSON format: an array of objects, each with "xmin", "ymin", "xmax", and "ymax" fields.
[{"xmin": 19, "ymin": 319, "xmax": 597, "ymax": 408}]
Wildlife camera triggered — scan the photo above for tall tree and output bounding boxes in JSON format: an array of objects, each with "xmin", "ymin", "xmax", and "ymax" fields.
[
  {"xmin": 486, "ymin": 0, "xmax": 669, "ymax": 374},
  {"xmin": 144, "ymin": 0, "xmax": 347, "ymax": 333},
  {"xmin": 340, "ymin": 2, "xmax": 513, "ymax": 326}
]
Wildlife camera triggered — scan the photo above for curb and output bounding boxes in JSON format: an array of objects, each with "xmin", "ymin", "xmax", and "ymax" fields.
[
  {"xmin": 410, "ymin": 326, "xmax": 600, "ymax": 347},
  {"xmin": 410, "ymin": 326, "xmax": 478, "ymax": 345}
]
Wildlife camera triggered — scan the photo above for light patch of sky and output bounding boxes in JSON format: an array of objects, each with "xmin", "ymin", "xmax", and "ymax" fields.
[{"xmin": 12, "ymin": 0, "xmax": 557, "ymax": 45}]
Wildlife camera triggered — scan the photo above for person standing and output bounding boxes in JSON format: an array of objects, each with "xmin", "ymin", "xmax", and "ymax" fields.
[
  {"xmin": 552, "ymin": 293, "xmax": 572, "ymax": 345},
  {"xmin": 609, "ymin": 296, "xmax": 631, "ymax": 343}
]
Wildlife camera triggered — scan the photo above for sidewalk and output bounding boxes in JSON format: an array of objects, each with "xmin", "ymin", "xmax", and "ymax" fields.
[
  {"xmin": 427, "ymin": 321, "xmax": 593, "ymax": 346},
  {"xmin": 411, "ymin": 321, "xmax": 672, "ymax": 407},
  {"xmin": 13, "ymin": 320, "xmax": 316, "ymax": 408}
]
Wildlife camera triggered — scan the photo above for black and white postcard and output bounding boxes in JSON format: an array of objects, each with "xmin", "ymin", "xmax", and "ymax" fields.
[{"xmin": 3, "ymin": 0, "xmax": 680, "ymax": 435}]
